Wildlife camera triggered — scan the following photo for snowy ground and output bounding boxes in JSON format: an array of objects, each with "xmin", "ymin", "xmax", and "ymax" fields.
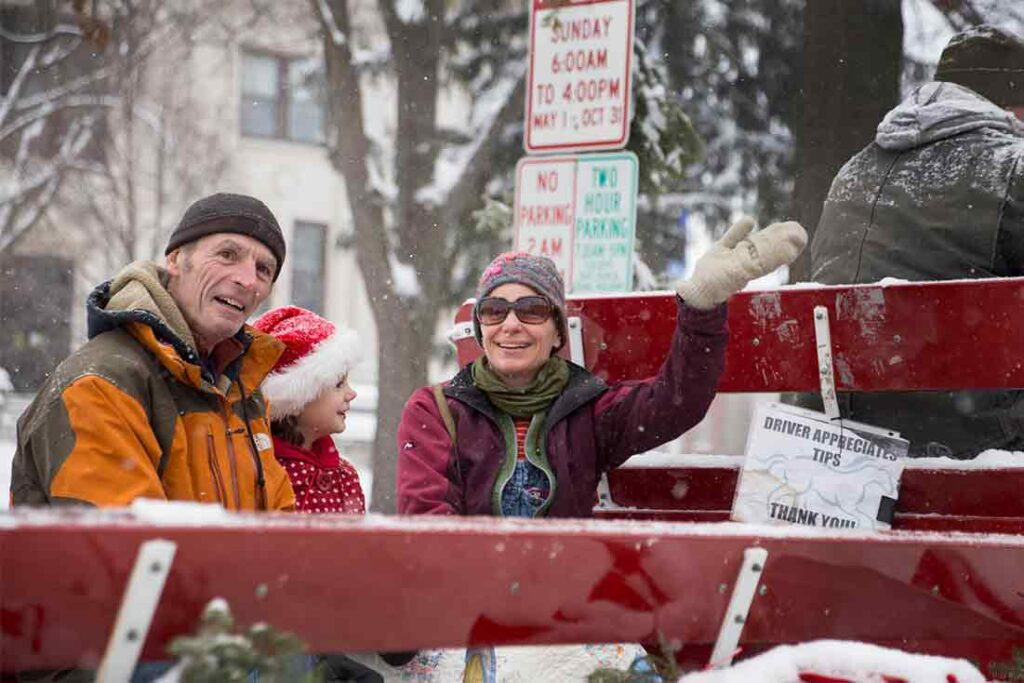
[
  {"xmin": 348, "ymin": 644, "xmax": 645, "ymax": 682},
  {"xmin": 679, "ymin": 640, "xmax": 983, "ymax": 682}
]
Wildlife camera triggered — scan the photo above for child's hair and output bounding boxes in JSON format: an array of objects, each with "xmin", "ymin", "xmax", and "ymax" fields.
[{"xmin": 270, "ymin": 415, "xmax": 305, "ymax": 447}]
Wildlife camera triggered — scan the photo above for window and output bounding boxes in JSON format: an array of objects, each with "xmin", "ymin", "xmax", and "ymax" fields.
[
  {"xmin": 240, "ymin": 51, "xmax": 324, "ymax": 143},
  {"xmin": 292, "ymin": 221, "xmax": 327, "ymax": 315},
  {"xmin": 287, "ymin": 56, "xmax": 324, "ymax": 142}
]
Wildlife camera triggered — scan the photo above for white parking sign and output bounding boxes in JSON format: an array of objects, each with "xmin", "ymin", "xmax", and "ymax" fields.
[
  {"xmin": 525, "ymin": 0, "xmax": 635, "ymax": 154},
  {"xmin": 514, "ymin": 152, "xmax": 638, "ymax": 293}
]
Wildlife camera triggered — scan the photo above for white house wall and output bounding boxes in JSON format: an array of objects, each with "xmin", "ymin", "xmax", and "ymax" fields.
[{"xmin": 186, "ymin": 4, "xmax": 384, "ymax": 384}]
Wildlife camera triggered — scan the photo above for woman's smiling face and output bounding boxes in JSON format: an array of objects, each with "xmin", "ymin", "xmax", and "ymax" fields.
[{"xmin": 480, "ymin": 283, "xmax": 561, "ymax": 388}]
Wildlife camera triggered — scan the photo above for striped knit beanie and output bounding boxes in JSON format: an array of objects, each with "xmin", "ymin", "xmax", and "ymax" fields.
[{"xmin": 473, "ymin": 252, "xmax": 567, "ymax": 350}]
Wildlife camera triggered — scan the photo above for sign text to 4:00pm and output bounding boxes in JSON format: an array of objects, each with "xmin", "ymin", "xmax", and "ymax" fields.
[{"xmin": 525, "ymin": 0, "xmax": 634, "ymax": 153}]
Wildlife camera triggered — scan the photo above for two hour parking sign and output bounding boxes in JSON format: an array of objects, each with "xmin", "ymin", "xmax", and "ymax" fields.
[{"xmin": 513, "ymin": 152, "xmax": 638, "ymax": 293}]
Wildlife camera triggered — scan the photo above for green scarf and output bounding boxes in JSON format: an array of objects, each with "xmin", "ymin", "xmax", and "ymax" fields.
[{"xmin": 472, "ymin": 356, "xmax": 570, "ymax": 417}]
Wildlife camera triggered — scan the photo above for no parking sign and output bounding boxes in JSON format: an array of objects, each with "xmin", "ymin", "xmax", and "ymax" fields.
[{"xmin": 513, "ymin": 152, "xmax": 638, "ymax": 293}]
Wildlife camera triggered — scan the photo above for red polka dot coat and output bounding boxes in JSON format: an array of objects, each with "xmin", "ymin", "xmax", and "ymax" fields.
[{"xmin": 273, "ymin": 435, "xmax": 366, "ymax": 514}]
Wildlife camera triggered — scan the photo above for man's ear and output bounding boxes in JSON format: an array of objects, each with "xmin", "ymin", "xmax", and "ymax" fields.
[{"xmin": 165, "ymin": 249, "xmax": 181, "ymax": 277}]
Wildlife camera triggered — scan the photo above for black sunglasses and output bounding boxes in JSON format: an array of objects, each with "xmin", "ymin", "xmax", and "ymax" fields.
[{"xmin": 477, "ymin": 296, "xmax": 554, "ymax": 325}]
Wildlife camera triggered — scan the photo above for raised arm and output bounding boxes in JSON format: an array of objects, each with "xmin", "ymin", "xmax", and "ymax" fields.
[{"xmin": 594, "ymin": 217, "xmax": 807, "ymax": 468}]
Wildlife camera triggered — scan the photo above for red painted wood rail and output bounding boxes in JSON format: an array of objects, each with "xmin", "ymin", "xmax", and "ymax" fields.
[
  {"xmin": 3, "ymin": 511, "xmax": 1024, "ymax": 675},
  {"xmin": 600, "ymin": 462, "xmax": 1024, "ymax": 534},
  {"xmin": 454, "ymin": 278, "xmax": 1024, "ymax": 392},
  {"xmin": 6, "ymin": 279, "xmax": 1024, "ymax": 677}
]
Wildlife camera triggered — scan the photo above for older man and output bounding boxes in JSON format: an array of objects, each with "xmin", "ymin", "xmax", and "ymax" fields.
[
  {"xmin": 808, "ymin": 26, "xmax": 1024, "ymax": 458},
  {"xmin": 11, "ymin": 192, "xmax": 295, "ymax": 509}
]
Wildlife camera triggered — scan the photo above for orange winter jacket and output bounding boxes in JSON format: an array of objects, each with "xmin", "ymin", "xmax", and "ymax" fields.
[{"xmin": 11, "ymin": 262, "xmax": 295, "ymax": 510}]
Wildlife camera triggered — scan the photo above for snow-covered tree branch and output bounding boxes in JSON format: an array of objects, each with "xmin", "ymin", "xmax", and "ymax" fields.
[
  {"xmin": 1, "ymin": 0, "xmax": 236, "ymax": 271},
  {"xmin": 0, "ymin": 8, "xmax": 106, "ymax": 255}
]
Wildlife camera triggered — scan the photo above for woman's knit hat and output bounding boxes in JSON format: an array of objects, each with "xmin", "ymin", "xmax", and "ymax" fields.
[
  {"xmin": 473, "ymin": 251, "xmax": 567, "ymax": 350},
  {"xmin": 166, "ymin": 193, "xmax": 287, "ymax": 281},
  {"xmin": 935, "ymin": 25, "xmax": 1024, "ymax": 108},
  {"xmin": 252, "ymin": 306, "xmax": 360, "ymax": 418}
]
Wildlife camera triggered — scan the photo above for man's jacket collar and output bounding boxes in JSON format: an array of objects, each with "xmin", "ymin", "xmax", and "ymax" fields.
[{"xmin": 86, "ymin": 260, "xmax": 282, "ymax": 393}]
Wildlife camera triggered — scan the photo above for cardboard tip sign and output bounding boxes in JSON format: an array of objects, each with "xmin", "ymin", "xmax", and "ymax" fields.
[{"xmin": 732, "ymin": 403, "xmax": 908, "ymax": 531}]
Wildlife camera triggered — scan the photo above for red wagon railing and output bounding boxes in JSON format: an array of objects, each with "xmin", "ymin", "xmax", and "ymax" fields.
[{"xmin": 5, "ymin": 278, "xmax": 1024, "ymax": 678}]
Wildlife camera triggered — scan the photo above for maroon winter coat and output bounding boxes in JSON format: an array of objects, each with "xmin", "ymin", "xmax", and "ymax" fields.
[{"xmin": 396, "ymin": 298, "xmax": 728, "ymax": 517}]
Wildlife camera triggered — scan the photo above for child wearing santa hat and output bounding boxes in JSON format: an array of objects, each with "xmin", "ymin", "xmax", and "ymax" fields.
[{"xmin": 252, "ymin": 306, "xmax": 366, "ymax": 514}]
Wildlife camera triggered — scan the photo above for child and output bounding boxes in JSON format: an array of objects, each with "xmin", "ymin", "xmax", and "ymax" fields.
[
  {"xmin": 253, "ymin": 306, "xmax": 365, "ymax": 514},
  {"xmin": 254, "ymin": 306, "xmax": 385, "ymax": 681}
]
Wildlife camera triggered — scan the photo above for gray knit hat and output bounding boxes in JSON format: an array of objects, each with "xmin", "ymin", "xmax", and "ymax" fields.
[
  {"xmin": 473, "ymin": 251, "xmax": 567, "ymax": 350},
  {"xmin": 166, "ymin": 193, "xmax": 286, "ymax": 281},
  {"xmin": 935, "ymin": 25, "xmax": 1024, "ymax": 108}
]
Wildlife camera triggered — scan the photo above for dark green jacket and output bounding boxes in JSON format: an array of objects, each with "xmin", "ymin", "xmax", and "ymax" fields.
[{"xmin": 809, "ymin": 82, "xmax": 1024, "ymax": 458}]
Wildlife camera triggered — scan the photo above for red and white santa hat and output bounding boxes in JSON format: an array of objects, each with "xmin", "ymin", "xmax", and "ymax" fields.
[{"xmin": 252, "ymin": 305, "xmax": 361, "ymax": 418}]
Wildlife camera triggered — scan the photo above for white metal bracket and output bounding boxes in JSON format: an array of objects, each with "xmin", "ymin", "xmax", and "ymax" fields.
[
  {"xmin": 813, "ymin": 305, "xmax": 840, "ymax": 420},
  {"xmin": 594, "ymin": 472, "xmax": 614, "ymax": 510},
  {"xmin": 567, "ymin": 316, "xmax": 584, "ymax": 366},
  {"xmin": 708, "ymin": 546, "xmax": 769, "ymax": 669},
  {"xmin": 97, "ymin": 539, "xmax": 177, "ymax": 682},
  {"xmin": 447, "ymin": 321, "xmax": 476, "ymax": 346}
]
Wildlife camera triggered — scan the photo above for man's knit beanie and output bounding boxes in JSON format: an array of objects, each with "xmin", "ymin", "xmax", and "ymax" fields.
[
  {"xmin": 473, "ymin": 251, "xmax": 567, "ymax": 350},
  {"xmin": 935, "ymin": 25, "xmax": 1024, "ymax": 108},
  {"xmin": 166, "ymin": 193, "xmax": 287, "ymax": 281}
]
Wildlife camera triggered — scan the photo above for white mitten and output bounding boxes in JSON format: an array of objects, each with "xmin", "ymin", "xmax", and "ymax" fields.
[{"xmin": 676, "ymin": 216, "xmax": 808, "ymax": 310}]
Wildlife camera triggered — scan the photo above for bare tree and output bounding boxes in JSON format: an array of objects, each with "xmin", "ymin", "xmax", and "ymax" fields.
[
  {"xmin": 1, "ymin": 1, "xmax": 262, "ymax": 274},
  {"xmin": 312, "ymin": 0, "xmax": 527, "ymax": 511},
  {"xmin": 0, "ymin": 2, "xmax": 112, "ymax": 254},
  {"xmin": 58, "ymin": 1, "xmax": 234, "ymax": 277}
]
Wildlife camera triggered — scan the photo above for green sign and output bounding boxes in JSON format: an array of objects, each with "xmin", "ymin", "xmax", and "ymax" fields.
[{"xmin": 572, "ymin": 152, "xmax": 637, "ymax": 293}]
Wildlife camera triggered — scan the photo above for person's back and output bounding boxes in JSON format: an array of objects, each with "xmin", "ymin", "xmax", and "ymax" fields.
[
  {"xmin": 812, "ymin": 81, "xmax": 1024, "ymax": 283},
  {"xmin": 809, "ymin": 26, "xmax": 1024, "ymax": 458}
]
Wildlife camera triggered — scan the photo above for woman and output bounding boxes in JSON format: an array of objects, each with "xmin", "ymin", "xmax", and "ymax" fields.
[{"xmin": 396, "ymin": 216, "xmax": 807, "ymax": 518}]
